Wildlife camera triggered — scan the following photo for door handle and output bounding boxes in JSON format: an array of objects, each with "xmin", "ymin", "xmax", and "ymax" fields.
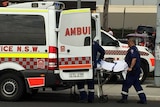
[{"xmin": 67, "ymin": 49, "xmax": 70, "ymax": 53}]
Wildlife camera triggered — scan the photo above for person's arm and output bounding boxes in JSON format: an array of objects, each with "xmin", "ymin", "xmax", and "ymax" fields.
[
  {"xmin": 97, "ymin": 44, "xmax": 105, "ymax": 60},
  {"xmin": 128, "ymin": 58, "xmax": 136, "ymax": 72}
]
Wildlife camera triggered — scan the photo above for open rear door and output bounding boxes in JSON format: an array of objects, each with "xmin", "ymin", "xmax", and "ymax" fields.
[{"xmin": 58, "ymin": 8, "xmax": 93, "ymax": 80}]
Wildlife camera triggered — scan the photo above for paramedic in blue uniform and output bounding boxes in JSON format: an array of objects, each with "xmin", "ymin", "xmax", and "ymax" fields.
[
  {"xmin": 117, "ymin": 37, "xmax": 147, "ymax": 104},
  {"xmin": 77, "ymin": 41, "xmax": 105, "ymax": 103}
]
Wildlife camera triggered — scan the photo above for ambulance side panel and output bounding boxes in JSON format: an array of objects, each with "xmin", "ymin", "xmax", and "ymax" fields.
[
  {"xmin": 0, "ymin": 8, "xmax": 60, "ymax": 101},
  {"xmin": 58, "ymin": 8, "xmax": 93, "ymax": 80}
]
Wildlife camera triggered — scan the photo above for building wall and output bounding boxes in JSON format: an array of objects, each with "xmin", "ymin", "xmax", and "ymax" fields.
[
  {"xmin": 97, "ymin": 5, "xmax": 157, "ymax": 29},
  {"xmin": 108, "ymin": 13, "xmax": 156, "ymax": 29}
]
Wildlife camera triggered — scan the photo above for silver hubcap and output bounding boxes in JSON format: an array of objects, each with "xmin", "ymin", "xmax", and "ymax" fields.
[{"xmin": 3, "ymin": 80, "xmax": 17, "ymax": 95}]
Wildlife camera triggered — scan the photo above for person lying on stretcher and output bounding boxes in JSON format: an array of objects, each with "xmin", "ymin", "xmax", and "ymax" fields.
[{"xmin": 97, "ymin": 60, "xmax": 128, "ymax": 80}]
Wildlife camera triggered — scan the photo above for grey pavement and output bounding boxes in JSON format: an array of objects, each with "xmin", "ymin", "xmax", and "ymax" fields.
[
  {"xmin": 39, "ymin": 77, "xmax": 160, "ymax": 101},
  {"xmin": 97, "ymin": 83, "xmax": 160, "ymax": 101}
]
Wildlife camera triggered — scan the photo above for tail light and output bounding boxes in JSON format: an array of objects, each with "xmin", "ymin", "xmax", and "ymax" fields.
[{"xmin": 48, "ymin": 46, "xmax": 58, "ymax": 70}]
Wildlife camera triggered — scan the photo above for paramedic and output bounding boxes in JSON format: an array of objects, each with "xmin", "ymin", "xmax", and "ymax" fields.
[
  {"xmin": 77, "ymin": 41, "xmax": 105, "ymax": 103},
  {"xmin": 117, "ymin": 37, "xmax": 147, "ymax": 104}
]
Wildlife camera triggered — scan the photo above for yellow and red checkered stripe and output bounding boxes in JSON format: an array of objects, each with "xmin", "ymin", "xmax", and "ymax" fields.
[
  {"xmin": 0, "ymin": 58, "xmax": 48, "ymax": 69},
  {"xmin": 59, "ymin": 57, "xmax": 92, "ymax": 70},
  {"xmin": 106, "ymin": 50, "xmax": 149, "ymax": 56},
  {"xmin": 59, "ymin": 57, "xmax": 91, "ymax": 65},
  {"xmin": 0, "ymin": 56, "xmax": 91, "ymax": 70}
]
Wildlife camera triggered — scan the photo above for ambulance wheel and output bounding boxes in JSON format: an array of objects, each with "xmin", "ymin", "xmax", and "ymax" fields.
[
  {"xmin": 99, "ymin": 95, "xmax": 108, "ymax": 103},
  {"xmin": 0, "ymin": 73, "xmax": 25, "ymax": 101},
  {"xmin": 139, "ymin": 63, "xmax": 148, "ymax": 84}
]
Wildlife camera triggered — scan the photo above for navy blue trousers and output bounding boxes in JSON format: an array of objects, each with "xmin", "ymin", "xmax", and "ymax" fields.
[
  {"xmin": 121, "ymin": 73, "xmax": 147, "ymax": 102},
  {"xmin": 77, "ymin": 79, "xmax": 94, "ymax": 101}
]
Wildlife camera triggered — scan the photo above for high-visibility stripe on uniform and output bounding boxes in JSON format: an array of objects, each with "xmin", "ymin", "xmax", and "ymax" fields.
[
  {"xmin": 0, "ymin": 8, "xmax": 48, "ymax": 13},
  {"xmin": 0, "ymin": 53, "xmax": 48, "ymax": 58},
  {"xmin": 121, "ymin": 91, "xmax": 128, "ymax": 95},
  {"xmin": 137, "ymin": 90, "xmax": 144, "ymax": 94},
  {"xmin": 59, "ymin": 64, "xmax": 91, "ymax": 70},
  {"xmin": 62, "ymin": 8, "xmax": 90, "ymax": 14},
  {"xmin": 88, "ymin": 89, "xmax": 94, "ymax": 92},
  {"xmin": 78, "ymin": 88, "xmax": 85, "ymax": 92}
]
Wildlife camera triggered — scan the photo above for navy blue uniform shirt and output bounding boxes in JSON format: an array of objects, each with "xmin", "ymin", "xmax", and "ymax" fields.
[
  {"xmin": 92, "ymin": 41, "xmax": 105, "ymax": 68},
  {"xmin": 125, "ymin": 46, "xmax": 141, "ymax": 75}
]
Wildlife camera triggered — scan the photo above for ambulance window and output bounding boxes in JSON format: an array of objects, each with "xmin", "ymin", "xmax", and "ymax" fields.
[
  {"xmin": 56, "ymin": 11, "xmax": 61, "ymax": 28},
  {"xmin": 101, "ymin": 32, "xmax": 115, "ymax": 46},
  {"xmin": 0, "ymin": 14, "xmax": 46, "ymax": 45},
  {"xmin": 91, "ymin": 18, "xmax": 96, "ymax": 39}
]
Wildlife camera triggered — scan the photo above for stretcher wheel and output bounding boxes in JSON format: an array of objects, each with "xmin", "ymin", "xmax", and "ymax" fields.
[{"xmin": 99, "ymin": 95, "xmax": 108, "ymax": 103}]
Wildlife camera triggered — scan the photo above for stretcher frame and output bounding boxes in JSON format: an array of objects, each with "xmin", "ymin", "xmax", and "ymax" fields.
[{"xmin": 96, "ymin": 60, "xmax": 128, "ymax": 102}]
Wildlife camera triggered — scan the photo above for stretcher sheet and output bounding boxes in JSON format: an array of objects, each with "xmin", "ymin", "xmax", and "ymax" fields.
[{"xmin": 97, "ymin": 60, "xmax": 128, "ymax": 80}]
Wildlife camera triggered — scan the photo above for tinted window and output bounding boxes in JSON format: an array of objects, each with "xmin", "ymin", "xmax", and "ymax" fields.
[
  {"xmin": 84, "ymin": 18, "xmax": 96, "ymax": 46},
  {"xmin": 101, "ymin": 32, "xmax": 116, "ymax": 46},
  {"xmin": 0, "ymin": 14, "xmax": 46, "ymax": 45},
  {"xmin": 137, "ymin": 26, "xmax": 155, "ymax": 35}
]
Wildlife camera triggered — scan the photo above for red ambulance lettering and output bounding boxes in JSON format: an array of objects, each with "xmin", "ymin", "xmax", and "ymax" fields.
[
  {"xmin": 25, "ymin": 46, "xmax": 29, "ymax": 52},
  {"xmin": 70, "ymin": 28, "xmax": 76, "ymax": 35},
  {"xmin": 32, "ymin": 47, "xmax": 38, "ymax": 52},
  {"xmin": 0, "ymin": 46, "xmax": 13, "ymax": 52},
  {"xmin": 17, "ymin": 46, "xmax": 38, "ymax": 52},
  {"xmin": 65, "ymin": 26, "xmax": 90, "ymax": 36},
  {"xmin": 17, "ymin": 46, "xmax": 22, "ymax": 52},
  {"xmin": 77, "ymin": 27, "xmax": 81, "ymax": 35}
]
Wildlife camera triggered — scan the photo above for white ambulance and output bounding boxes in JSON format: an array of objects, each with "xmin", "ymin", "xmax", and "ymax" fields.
[
  {"xmin": 94, "ymin": 29, "xmax": 155, "ymax": 83},
  {"xmin": 91, "ymin": 13, "xmax": 155, "ymax": 84},
  {"xmin": 0, "ymin": 1, "xmax": 155, "ymax": 101},
  {"xmin": 0, "ymin": 1, "xmax": 95, "ymax": 101}
]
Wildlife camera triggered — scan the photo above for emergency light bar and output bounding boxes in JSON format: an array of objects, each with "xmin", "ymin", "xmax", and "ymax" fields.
[{"xmin": 31, "ymin": 2, "xmax": 65, "ymax": 10}]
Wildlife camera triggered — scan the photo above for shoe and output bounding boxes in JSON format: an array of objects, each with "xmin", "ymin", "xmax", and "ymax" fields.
[
  {"xmin": 137, "ymin": 100, "xmax": 147, "ymax": 104},
  {"xmin": 77, "ymin": 99, "xmax": 88, "ymax": 103},
  {"xmin": 88, "ymin": 100, "xmax": 94, "ymax": 103},
  {"xmin": 117, "ymin": 99, "xmax": 128, "ymax": 103}
]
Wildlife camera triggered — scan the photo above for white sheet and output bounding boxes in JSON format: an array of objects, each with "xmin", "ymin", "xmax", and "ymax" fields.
[{"xmin": 97, "ymin": 60, "xmax": 128, "ymax": 80}]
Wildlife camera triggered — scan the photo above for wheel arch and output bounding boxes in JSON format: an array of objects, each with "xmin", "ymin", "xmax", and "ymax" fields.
[
  {"xmin": 140, "ymin": 58, "xmax": 149, "ymax": 72},
  {"xmin": 140, "ymin": 58, "xmax": 149, "ymax": 84},
  {"xmin": 0, "ymin": 62, "xmax": 25, "ymax": 71}
]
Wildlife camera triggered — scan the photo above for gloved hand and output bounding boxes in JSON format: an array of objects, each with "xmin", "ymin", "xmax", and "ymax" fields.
[{"xmin": 97, "ymin": 59, "xmax": 101, "ymax": 64}]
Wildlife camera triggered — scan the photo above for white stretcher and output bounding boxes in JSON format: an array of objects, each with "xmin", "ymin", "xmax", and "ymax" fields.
[{"xmin": 96, "ymin": 60, "xmax": 128, "ymax": 102}]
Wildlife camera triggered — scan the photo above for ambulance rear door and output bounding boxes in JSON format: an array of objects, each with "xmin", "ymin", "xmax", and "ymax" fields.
[{"xmin": 58, "ymin": 8, "xmax": 93, "ymax": 80}]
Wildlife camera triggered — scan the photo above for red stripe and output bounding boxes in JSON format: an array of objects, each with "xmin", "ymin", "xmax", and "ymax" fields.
[{"xmin": 59, "ymin": 64, "xmax": 91, "ymax": 70}]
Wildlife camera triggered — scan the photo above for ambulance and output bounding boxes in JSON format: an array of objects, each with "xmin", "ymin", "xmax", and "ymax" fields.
[
  {"xmin": 94, "ymin": 29, "xmax": 155, "ymax": 84},
  {"xmin": 0, "ymin": 1, "xmax": 96, "ymax": 101},
  {"xmin": 0, "ymin": 1, "xmax": 155, "ymax": 101}
]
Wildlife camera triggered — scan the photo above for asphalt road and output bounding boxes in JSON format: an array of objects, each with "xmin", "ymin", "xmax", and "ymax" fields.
[
  {"xmin": 0, "ymin": 93, "xmax": 159, "ymax": 107},
  {"xmin": 0, "ymin": 77, "xmax": 160, "ymax": 107}
]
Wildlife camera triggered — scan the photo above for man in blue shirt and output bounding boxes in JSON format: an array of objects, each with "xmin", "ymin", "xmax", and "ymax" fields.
[
  {"xmin": 117, "ymin": 37, "xmax": 147, "ymax": 104},
  {"xmin": 77, "ymin": 41, "xmax": 105, "ymax": 103}
]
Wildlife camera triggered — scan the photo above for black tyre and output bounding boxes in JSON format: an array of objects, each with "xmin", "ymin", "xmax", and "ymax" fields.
[
  {"xmin": 0, "ymin": 73, "xmax": 25, "ymax": 101},
  {"xmin": 139, "ymin": 63, "xmax": 148, "ymax": 84}
]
